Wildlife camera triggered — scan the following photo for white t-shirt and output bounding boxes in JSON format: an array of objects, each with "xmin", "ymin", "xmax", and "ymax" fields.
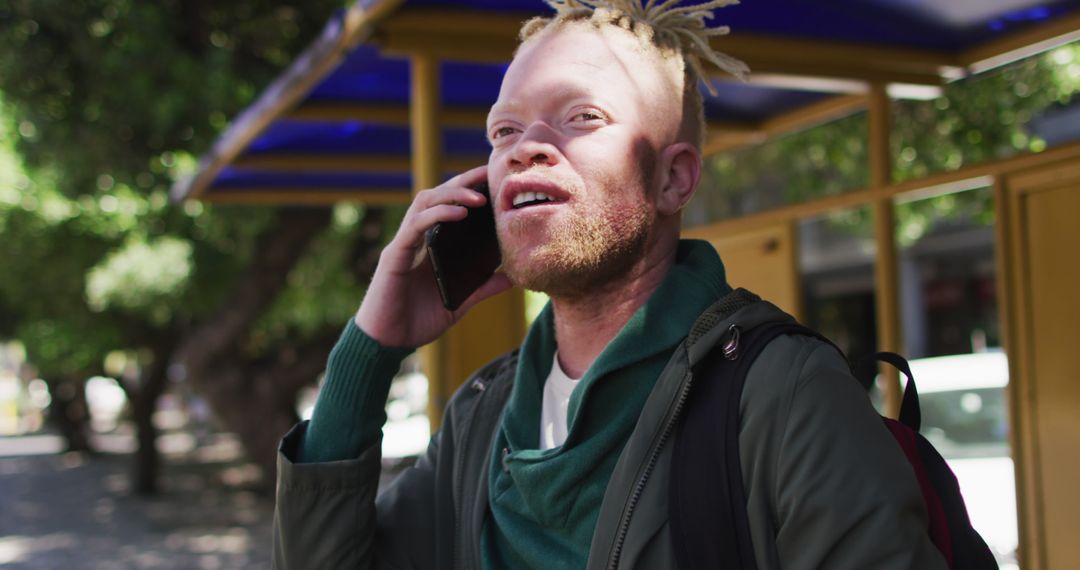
[{"xmin": 540, "ymin": 351, "xmax": 582, "ymax": 450}]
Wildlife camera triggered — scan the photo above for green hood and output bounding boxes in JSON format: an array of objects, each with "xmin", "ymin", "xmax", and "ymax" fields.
[{"xmin": 483, "ymin": 239, "xmax": 732, "ymax": 569}]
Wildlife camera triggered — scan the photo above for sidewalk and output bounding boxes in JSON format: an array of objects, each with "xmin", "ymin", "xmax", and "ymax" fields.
[{"xmin": 0, "ymin": 434, "xmax": 273, "ymax": 569}]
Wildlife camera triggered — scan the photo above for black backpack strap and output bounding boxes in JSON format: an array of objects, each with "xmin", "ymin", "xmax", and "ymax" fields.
[
  {"xmin": 671, "ymin": 318, "xmax": 839, "ymax": 570},
  {"xmin": 866, "ymin": 351, "xmax": 922, "ymax": 432}
]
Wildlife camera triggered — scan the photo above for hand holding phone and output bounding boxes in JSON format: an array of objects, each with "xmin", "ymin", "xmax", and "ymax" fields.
[
  {"xmin": 355, "ymin": 167, "xmax": 509, "ymax": 348},
  {"xmin": 425, "ymin": 182, "xmax": 502, "ymax": 311}
]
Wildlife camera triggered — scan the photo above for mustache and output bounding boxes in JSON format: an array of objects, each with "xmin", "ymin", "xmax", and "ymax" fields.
[{"xmin": 501, "ymin": 166, "xmax": 581, "ymax": 197}]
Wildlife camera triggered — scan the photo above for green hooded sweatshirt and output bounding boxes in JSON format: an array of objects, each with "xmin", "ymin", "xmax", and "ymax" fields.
[{"xmin": 483, "ymin": 239, "xmax": 731, "ymax": 569}]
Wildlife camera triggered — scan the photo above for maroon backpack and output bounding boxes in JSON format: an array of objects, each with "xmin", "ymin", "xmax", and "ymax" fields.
[{"xmin": 670, "ymin": 311, "xmax": 998, "ymax": 569}]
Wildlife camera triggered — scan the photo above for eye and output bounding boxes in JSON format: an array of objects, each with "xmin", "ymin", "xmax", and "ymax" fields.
[
  {"xmin": 490, "ymin": 125, "xmax": 518, "ymax": 141},
  {"xmin": 571, "ymin": 110, "xmax": 605, "ymax": 123}
]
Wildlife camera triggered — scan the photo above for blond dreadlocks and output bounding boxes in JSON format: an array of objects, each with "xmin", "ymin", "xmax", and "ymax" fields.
[
  {"xmin": 524, "ymin": 1, "xmax": 749, "ymax": 86},
  {"xmin": 517, "ymin": 1, "xmax": 748, "ymax": 149}
]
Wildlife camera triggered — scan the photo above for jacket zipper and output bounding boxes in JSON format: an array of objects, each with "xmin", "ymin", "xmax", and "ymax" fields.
[
  {"xmin": 606, "ymin": 326, "xmax": 741, "ymax": 569},
  {"xmin": 453, "ymin": 374, "xmax": 491, "ymax": 570}
]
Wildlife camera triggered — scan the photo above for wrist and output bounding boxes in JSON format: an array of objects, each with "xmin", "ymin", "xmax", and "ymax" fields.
[{"xmin": 347, "ymin": 313, "xmax": 416, "ymax": 354}]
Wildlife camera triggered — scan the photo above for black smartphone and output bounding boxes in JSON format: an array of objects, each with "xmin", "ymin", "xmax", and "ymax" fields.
[{"xmin": 425, "ymin": 182, "xmax": 502, "ymax": 311}]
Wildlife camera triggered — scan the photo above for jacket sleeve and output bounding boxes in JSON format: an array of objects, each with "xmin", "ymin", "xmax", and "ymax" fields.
[
  {"xmin": 272, "ymin": 420, "xmax": 444, "ymax": 570},
  {"xmin": 768, "ymin": 341, "xmax": 948, "ymax": 569},
  {"xmin": 272, "ymin": 318, "xmax": 446, "ymax": 569}
]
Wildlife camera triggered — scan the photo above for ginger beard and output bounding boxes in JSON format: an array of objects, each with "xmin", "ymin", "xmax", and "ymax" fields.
[{"xmin": 497, "ymin": 147, "xmax": 657, "ymax": 299}]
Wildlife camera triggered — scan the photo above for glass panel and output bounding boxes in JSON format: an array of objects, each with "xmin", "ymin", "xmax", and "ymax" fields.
[
  {"xmin": 685, "ymin": 112, "xmax": 870, "ymax": 227},
  {"xmin": 895, "ymin": 186, "xmax": 1000, "ymax": 358},
  {"xmin": 892, "ymin": 41, "xmax": 1080, "ymax": 185},
  {"xmin": 687, "ymin": 42, "xmax": 1079, "ymax": 229},
  {"xmin": 797, "ymin": 206, "xmax": 878, "ymax": 381},
  {"xmin": 894, "ymin": 186, "xmax": 1018, "ymax": 569}
]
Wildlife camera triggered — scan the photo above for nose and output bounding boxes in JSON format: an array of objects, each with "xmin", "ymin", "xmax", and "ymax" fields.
[{"xmin": 508, "ymin": 122, "xmax": 560, "ymax": 171}]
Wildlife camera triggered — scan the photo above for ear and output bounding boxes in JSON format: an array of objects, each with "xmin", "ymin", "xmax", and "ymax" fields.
[{"xmin": 655, "ymin": 142, "xmax": 701, "ymax": 216}]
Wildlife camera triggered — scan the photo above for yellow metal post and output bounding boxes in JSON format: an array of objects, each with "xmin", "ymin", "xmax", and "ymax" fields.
[
  {"xmin": 409, "ymin": 53, "xmax": 525, "ymax": 430},
  {"xmin": 869, "ymin": 83, "xmax": 903, "ymax": 419}
]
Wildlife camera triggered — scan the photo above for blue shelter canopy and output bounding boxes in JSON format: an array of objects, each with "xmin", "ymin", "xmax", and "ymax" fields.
[{"xmin": 174, "ymin": 0, "xmax": 1080, "ymax": 204}]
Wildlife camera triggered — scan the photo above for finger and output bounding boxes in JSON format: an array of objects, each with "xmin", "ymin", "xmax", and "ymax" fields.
[
  {"xmin": 382, "ymin": 205, "xmax": 469, "ymax": 259},
  {"xmin": 455, "ymin": 272, "xmax": 513, "ymax": 315},
  {"xmin": 402, "ymin": 203, "xmax": 473, "ymax": 246},
  {"xmin": 413, "ymin": 186, "xmax": 487, "ymax": 210},
  {"xmin": 443, "ymin": 164, "xmax": 489, "ymax": 190}
]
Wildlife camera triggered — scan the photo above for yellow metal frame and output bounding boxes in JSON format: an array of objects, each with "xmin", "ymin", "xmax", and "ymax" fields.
[
  {"xmin": 866, "ymin": 83, "xmax": 903, "ymax": 418},
  {"xmin": 685, "ymin": 220, "xmax": 804, "ymax": 319},
  {"xmin": 996, "ymin": 157, "xmax": 1080, "ymax": 570},
  {"xmin": 689, "ymin": 141, "xmax": 1080, "ymax": 241},
  {"xmin": 704, "ymin": 94, "xmax": 868, "ymax": 155},
  {"xmin": 408, "ymin": 52, "xmax": 527, "ymax": 428},
  {"xmin": 961, "ymin": 10, "xmax": 1080, "ymax": 73}
]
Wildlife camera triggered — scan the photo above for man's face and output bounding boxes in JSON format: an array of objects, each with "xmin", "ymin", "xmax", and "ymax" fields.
[{"xmin": 486, "ymin": 23, "xmax": 682, "ymax": 298}]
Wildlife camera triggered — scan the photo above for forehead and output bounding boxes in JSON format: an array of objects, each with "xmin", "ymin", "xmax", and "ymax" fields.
[{"xmin": 493, "ymin": 24, "xmax": 676, "ymax": 116}]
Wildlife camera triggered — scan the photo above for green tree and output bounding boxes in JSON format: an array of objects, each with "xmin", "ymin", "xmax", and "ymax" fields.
[{"xmin": 0, "ymin": 0, "xmax": 387, "ymax": 494}]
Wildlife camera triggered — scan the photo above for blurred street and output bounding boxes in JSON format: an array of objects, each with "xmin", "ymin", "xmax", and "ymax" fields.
[{"xmin": 0, "ymin": 433, "xmax": 273, "ymax": 569}]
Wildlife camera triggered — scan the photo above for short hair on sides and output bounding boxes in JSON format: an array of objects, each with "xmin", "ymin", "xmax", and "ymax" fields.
[{"xmin": 516, "ymin": 1, "xmax": 749, "ymax": 151}]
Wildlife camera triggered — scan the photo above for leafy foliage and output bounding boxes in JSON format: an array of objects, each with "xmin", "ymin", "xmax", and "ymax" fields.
[
  {"xmin": 248, "ymin": 205, "xmax": 369, "ymax": 354},
  {"xmin": 0, "ymin": 0, "xmax": 338, "ymax": 196},
  {"xmin": 0, "ymin": 0, "xmax": 356, "ymax": 377},
  {"xmin": 85, "ymin": 235, "xmax": 194, "ymax": 324}
]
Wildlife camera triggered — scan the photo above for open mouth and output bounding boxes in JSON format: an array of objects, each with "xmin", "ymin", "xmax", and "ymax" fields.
[{"xmin": 511, "ymin": 191, "xmax": 564, "ymax": 209}]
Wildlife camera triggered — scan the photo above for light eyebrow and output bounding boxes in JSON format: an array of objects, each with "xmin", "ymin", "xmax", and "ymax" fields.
[
  {"xmin": 487, "ymin": 84, "xmax": 598, "ymax": 128},
  {"xmin": 486, "ymin": 101, "xmax": 524, "ymax": 127}
]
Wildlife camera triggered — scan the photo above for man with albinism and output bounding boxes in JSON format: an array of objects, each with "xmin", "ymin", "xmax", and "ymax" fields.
[{"xmin": 272, "ymin": 1, "xmax": 947, "ymax": 568}]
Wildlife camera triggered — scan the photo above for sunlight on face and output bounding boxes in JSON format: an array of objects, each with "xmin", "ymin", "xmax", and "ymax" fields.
[{"xmin": 487, "ymin": 23, "xmax": 684, "ymax": 297}]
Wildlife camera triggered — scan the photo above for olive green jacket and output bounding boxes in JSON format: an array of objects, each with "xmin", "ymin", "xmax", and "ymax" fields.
[{"xmin": 272, "ymin": 295, "xmax": 947, "ymax": 570}]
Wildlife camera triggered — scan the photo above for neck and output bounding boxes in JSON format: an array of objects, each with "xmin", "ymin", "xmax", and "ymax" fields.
[{"xmin": 550, "ymin": 237, "xmax": 678, "ymax": 379}]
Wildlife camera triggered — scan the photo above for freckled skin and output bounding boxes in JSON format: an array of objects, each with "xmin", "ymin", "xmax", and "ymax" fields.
[{"xmin": 487, "ymin": 23, "xmax": 682, "ymax": 299}]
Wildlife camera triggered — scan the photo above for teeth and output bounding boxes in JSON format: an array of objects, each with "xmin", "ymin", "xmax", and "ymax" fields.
[{"xmin": 512, "ymin": 191, "xmax": 557, "ymax": 208}]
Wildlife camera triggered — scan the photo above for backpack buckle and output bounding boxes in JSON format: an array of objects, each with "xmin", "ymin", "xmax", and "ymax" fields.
[{"xmin": 721, "ymin": 325, "xmax": 741, "ymax": 360}]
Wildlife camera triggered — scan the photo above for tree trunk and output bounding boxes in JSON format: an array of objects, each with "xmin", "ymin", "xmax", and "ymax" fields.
[
  {"xmin": 170, "ymin": 206, "xmax": 388, "ymax": 490},
  {"xmin": 119, "ymin": 340, "xmax": 172, "ymax": 496},
  {"xmin": 128, "ymin": 374, "xmax": 169, "ymax": 495},
  {"xmin": 173, "ymin": 207, "xmax": 334, "ymax": 379},
  {"xmin": 215, "ymin": 375, "xmax": 300, "ymax": 489},
  {"xmin": 131, "ymin": 390, "xmax": 160, "ymax": 495},
  {"xmin": 171, "ymin": 207, "xmax": 333, "ymax": 486},
  {"xmin": 46, "ymin": 374, "xmax": 94, "ymax": 453},
  {"xmin": 191, "ymin": 366, "xmax": 297, "ymax": 490},
  {"xmin": 196, "ymin": 327, "xmax": 340, "ymax": 490}
]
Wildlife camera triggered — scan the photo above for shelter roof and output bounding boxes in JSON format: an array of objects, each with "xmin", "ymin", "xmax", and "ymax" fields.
[{"xmin": 174, "ymin": 0, "xmax": 1080, "ymax": 204}]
